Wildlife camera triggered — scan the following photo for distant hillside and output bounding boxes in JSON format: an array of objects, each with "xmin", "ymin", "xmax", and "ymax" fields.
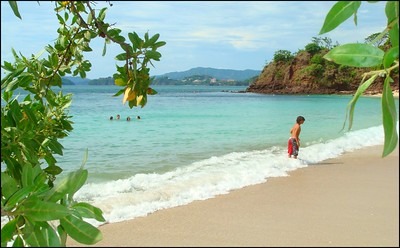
[
  {"xmin": 62, "ymin": 76, "xmax": 91, "ymax": 85},
  {"xmin": 157, "ymin": 67, "xmax": 261, "ymax": 81},
  {"xmin": 88, "ymin": 77, "xmax": 114, "ymax": 85},
  {"xmin": 63, "ymin": 67, "xmax": 261, "ymax": 86},
  {"xmin": 62, "ymin": 77, "xmax": 75, "ymax": 85},
  {"xmin": 152, "ymin": 74, "xmax": 257, "ymax": 86},
  {"xmin": 246, "ymin": 49, "xmax": 399, "ymax": 95}
]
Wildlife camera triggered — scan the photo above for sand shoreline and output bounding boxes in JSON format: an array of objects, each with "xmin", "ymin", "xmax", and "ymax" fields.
[
  {"xmin": 362, "ymin": 89, "xmax": 399, "ymax": 98},
  {"xmin": 67, "ymin": 145, "xmax": 399, "ymax": 247}
]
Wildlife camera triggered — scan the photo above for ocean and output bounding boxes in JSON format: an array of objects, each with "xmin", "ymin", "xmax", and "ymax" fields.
[{"xmin": 3, "ymin": 85, "xmax": 399, "ymax": 227}]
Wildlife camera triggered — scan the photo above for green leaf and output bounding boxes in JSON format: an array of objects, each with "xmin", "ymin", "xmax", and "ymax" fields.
[
  {"xmin": 128, "ymin": 32, "xmax": 142, "ymax": 50},
  {"xmin": 25, "ymin": 222, "xmax": 61, "ymax": 247},
  {"xmin": 2, "ymin": 61, "xmax": 14, "ymax": 71},
  {"xmin": 82, "ymin": 44, "xmax": 93, "ymax": 52},
  {"xmin": 48, "ymin": 138, "xmax": 64, "ymax": 155},
  {"xmin": 33, "ymin": 174, "xmax": 49, "ymax": 191},
  {"xmin": 102, "ymin": 39, "xmax": 107, "ymax": 56},
  {"xmin": 60, "ymin": 215, "xmax": 103, "ymax": 245},
  {"xmin": 24, "ymin": 223, "xmax": 45, "ymax": 247},
  {"xmin": 1, "ymin": 172, "xmax": 18, "ymax": 199},
  {"xmin": 64, "ymin": 11, "xmax": 69, "ymax": 22},
  {"xmin": 5, "ymin": 78, "xmax": 19, "ymax": 92},
  {"xmin": 115, "ymin": 52, "xmax": 127, "ymax": 61},
  {"xmin": 145, "ymin": 50, "xmax": 161, "ymax": 61},
  {"xmin": 22, "ymin": 164, "xmax": 41, "ymax": 187},
  {"xmin": 113, "ymin": 88, "xmax": 125, "ymax": 97},
  {"xmin": 2, "ymin": 66, "xmax": 26, "ymax": 91},
  {"xmin": 319, "ymin": 1, "xmax": 361, "ymax": 35},
  {"xmin": 144, "ymin": 33, "xmax": 160, "ymax": 47},
  {"xmin": 153, "ymin": 41, "xmax": 167, "ymax": 49},
  {"xmin": 56, "ymin": 13, "xmax": 65, "ymax": 25},
  {"xmin": 57, "ymin": 225, "xmax": 68, "ymax": 246},
  {"xmin": 114, "ymin": 77, "xmax": 126, "ymax": 86},
  {"xmin": 107, "ymin": 28, "xmax": 121, "ymax": 37},
  {"xmin": 43, "ymin": 221, "xmax": 62, "ymax": 247},
  {"xmin": 8, "ymin": 1, "xmax": 22, "ymax": 19},
  {"xmin": 385, "ymin": 1, "xmax": 399, "ymax": 48},
  {"xmin": 1, "ymin": 218, "xmax": 18, "ymax": 244},
  {"xmin": 45, "ymin": 168, "xmax": 88, "ymax": 202},
  {"xmin": 147, "ymin": 87, "xmax": 158, "ymax": 95},
  {"xmin": 22, "ymin": 104, "xmax": 37, "ymax": 123},
  {"xmin": 43, "ymin": 155, "xmax": 57, "ymax": 169},
  {"xmin": 22, "ymin": 165, "xmax": 34, "ymax": 187},
  {"xmin": 72, "ymin": 202, "xmax": 106, "ymax": 222},
  {"xmin": 51, "ymin": 52, "xmax": 60, "ymax": 68},
  {"xmin": 87, "ymin": 11, "xmax": 93, "ymax": 24},
  {"xmin": 33, "ymin": 49, "xmax": 45, "ymax": 60},
  {"xmin": 114, "ymin": 35, "xmax": 126, "ymax": 43},
  {"xmin": 98, "ymin": 7, "xmax": 107, "ymax": 21},
  {"xmin": 84, "ymin": 31, "xmax": 91, "ymax": 41},
  {"xmin": 2, "ymin": 90, "xmax": 13, "ymax": 102},
  {"xmin": 80, "ymin": 148, "xmax": 89, "ymax": 169},
  {"xmin": 381, "ymin": 77, "xmax": 398, "ymax": 157},
  {"xmin": 43, "ymin": 165, "xmax": 63, "ymax": 176},
  {"xmin": 13, "ymin": 236, "xmax": 24, "ymax": 247},
  {"xmin": 17, "ymin": 196, "xmax": 71, "ymax": 221},
  {"xmin": 17, "ymin": 74, "xmax": 33, "ymax": 88},
  {"xmin": 4, "ymin": 185, "xmax": 36, "ymax": 211},
  {"xmin": 323, "ymin": 43, "xmax": 384, "ymax": 67},
  {"xmin": 79, "ymin": 70, "xmax": 86, "ymax": 78},
  {"xmin": 52, "ymin": 73, "xmax": 63, "ymax": 88},
  {"xmin": 383, "ymin": 46, "xmax": 399, "ymax": 68},
  {"xmin": 343, "ymin": 74, "xmax": 378, "ymax": 131}
]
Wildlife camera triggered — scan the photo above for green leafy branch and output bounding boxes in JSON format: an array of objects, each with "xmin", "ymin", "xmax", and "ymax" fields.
[
  {"xmin": 319, "ymin": 1, "xmax": 399, "ymax": 157},
  {"xmin": 56, "ymin": 1, "xmax": 166, "ymax": 108},
  {"xmin": 1, "ymin": 1, "xmax": 166, "ymax": 246}
]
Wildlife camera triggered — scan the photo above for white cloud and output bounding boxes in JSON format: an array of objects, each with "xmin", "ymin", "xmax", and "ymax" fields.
[{"xmin": 1, "ymin": 1, "xmax": 388, "ymax": 79}]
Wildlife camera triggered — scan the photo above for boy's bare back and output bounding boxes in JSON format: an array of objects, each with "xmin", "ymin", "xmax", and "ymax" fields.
[
  {"xmin": 290, "ymin": 124, "xmax": 301, "ymax": 146},
  {"xmin": 290, "ymin": 123, "xmax": 301, "ymax": 138}
]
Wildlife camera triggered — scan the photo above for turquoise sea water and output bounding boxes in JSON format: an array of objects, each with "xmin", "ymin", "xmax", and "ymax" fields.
[{"xmin": 3, "ymin": 85, "xmax": 399, "ymax": 226}]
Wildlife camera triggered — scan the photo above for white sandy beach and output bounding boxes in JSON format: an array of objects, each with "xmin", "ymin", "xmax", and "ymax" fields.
[
  {"xmin": 364, "ymin": 89, "xmax": 399, "ymax": 98},
  {"xmin": 67, "ymin": 144, "xmax": 399, "ymax": 247}
]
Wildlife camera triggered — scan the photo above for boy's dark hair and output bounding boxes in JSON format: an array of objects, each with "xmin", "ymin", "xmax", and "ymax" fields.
[{"xmin": 296, "ymin": 116, "xmax": 305, "ymax": 124}]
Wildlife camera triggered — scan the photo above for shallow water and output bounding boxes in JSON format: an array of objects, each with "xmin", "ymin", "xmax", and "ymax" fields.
[{"xmin": 3, "ymin": 84, "xmax": 398, "ymax": 225}]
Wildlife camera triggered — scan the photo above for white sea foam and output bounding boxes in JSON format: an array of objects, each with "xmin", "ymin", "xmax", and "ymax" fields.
[{"xmin": 74, "ymin": 124, "xmax": 395, "ymax": 227}]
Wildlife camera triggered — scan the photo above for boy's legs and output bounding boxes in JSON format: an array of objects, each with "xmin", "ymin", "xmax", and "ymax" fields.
[{"xmin": 293, "ymin": 140, "xmax": 298, "ymax": 159}]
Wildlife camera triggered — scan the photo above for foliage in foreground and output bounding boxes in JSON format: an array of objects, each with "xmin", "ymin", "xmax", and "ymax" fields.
[
  {"xmin": 1, "ymin": 1, "xmax": 397, "ymax": 247},
  {"xmin": 1, "ymin": 1, "xmax": 165, "ymax": 246},
  {"xmin": 320, "ymin": 1, "xmax": 399, "ymax": 157}
]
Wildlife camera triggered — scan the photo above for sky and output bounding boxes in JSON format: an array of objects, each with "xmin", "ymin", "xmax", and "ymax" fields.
[{"xmin": 1, "ymin": 1, "xmax": 388, "ymax": 79}]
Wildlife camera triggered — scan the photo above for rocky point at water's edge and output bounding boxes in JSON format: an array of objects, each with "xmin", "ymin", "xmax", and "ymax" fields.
[{"xmin": 245, "ymin": 50, "xmax": 399, "ymax": 96}]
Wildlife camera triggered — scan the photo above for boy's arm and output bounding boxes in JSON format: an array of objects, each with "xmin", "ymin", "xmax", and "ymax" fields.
[
  {"xmin": 294, "ymin": 126, "xmax": 301, "ymax": 147},
  {"xmin": 296, "ymin": 127, "xmax": 301, "ymax": 147}
]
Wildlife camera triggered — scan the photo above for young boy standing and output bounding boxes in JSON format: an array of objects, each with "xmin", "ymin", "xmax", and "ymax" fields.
[{"xmin": 288, "ymin": 116, "xmax": 305, "ymax": 159}]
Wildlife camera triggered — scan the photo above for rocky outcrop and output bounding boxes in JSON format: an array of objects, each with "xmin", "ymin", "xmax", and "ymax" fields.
[{"xmin": 246, "ymin": 50, "xmax": 399, "ymax": 95}]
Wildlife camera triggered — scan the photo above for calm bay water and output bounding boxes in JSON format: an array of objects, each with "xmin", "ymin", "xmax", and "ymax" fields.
[{"xmin": 3, "ymin": 84, "xmax": 399, "ymax": 226}]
